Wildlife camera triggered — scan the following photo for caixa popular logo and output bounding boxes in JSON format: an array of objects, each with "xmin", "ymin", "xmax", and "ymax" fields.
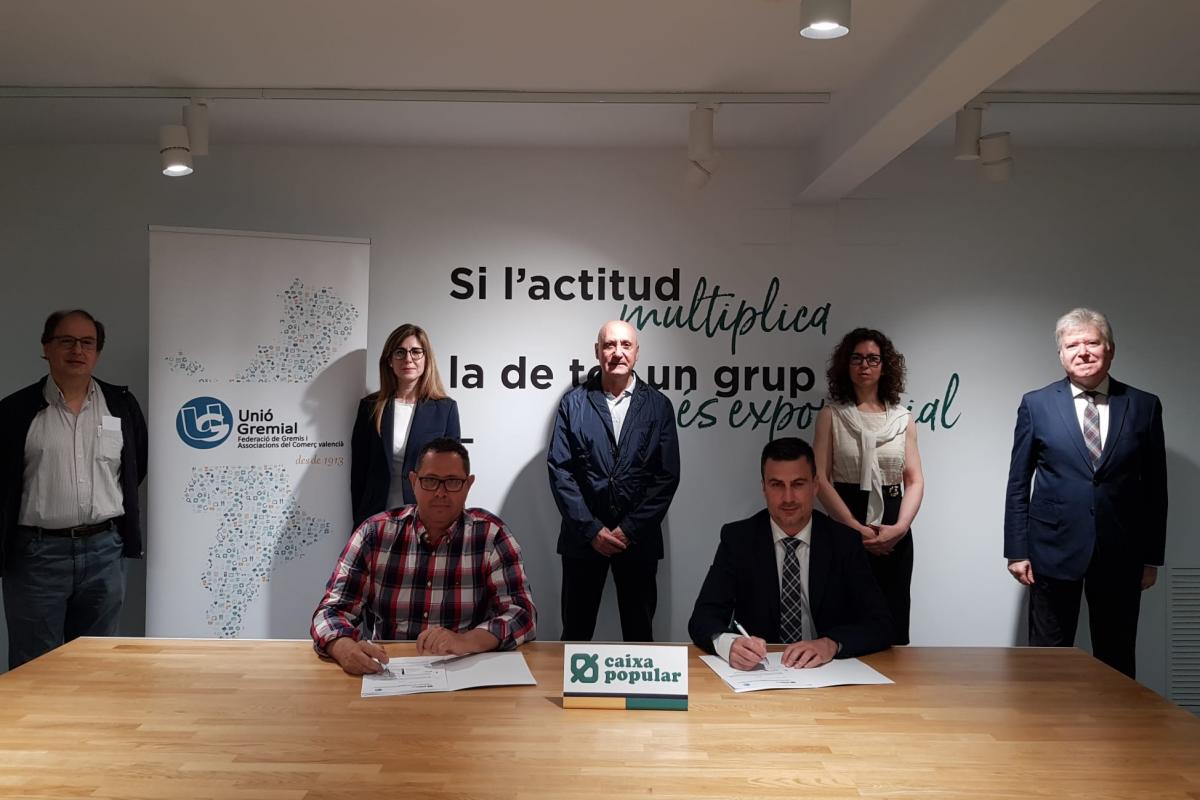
[{"xmin": 176, "ymin": 396, "xmax": 233, "ymax": 449}]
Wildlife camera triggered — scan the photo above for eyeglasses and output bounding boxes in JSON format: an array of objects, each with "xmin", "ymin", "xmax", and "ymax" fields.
[
  {"xmin": 391, "ymin": 347, "xmax": 426, "ymax": 362},
  {"xmin": 416, "ymin": 476, "xmax": 467, "ymax": 492},
  {"xmin": 849, "ymin": 353, "xmax": 882, "ymax": 367},
  {"xmin": 48, "ymin": 336, "xmax": 98, "ymax": 351}
]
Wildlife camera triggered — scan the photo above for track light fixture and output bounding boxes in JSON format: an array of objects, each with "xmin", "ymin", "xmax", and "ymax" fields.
[
  {"xmin": 979, "ymin": 132, "xmax": 1013, "ymax": 182},
  {"xmin": 954, "ymin": 106, "xmax": 983, "ymax": 160},
  {"xmin": 159, "ymin": 124, "xmax": 192, "ymax": 177},
  {"xmin": 952, "ymin": 104, "xmax": 1014, "ymax": 182},
  {"xmin": 800, "ymin": 0, "xmax": 851, "ymax": 40},
  {"xmin": 686, "ymin": 160, "xmax": 714, "ymax": 189},
  {"xmin": 184, "ymin": 98, "xmax": 209, "ymax": 156},
  {"xmin": 159, "ymin": 98, "xmax": 209, "ymax": 177},
  {"xmin": 686, "ymin": 105, "xmax": 719, "ymax": 189}
]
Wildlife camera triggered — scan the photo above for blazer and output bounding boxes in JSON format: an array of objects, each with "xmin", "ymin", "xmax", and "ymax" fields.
[
  {"xmin": 349, "ymin": 395, "xmax": 460, "ymax": 528},
  {"xmin": 688, "ymin": 508, "xmax": 893, "ymax": 659},
  {"xmin": 547, "ymin": 373, "xmax": 680, "ymax": 560},
  {"xmin": 1004, "ymin": 376, "xmax": 1167, "ymax": 580},
  {"xmin": 0, "ymin": 376, "xmax": 148, "ymax": 570}
]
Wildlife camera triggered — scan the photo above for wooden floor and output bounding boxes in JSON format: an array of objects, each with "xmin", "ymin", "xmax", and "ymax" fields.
[{"xmin": 1, "ymin": 638, "xmax": 1198, "ymax": 799}]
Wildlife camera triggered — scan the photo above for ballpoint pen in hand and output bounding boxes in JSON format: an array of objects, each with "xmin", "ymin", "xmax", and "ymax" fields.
[
  {"xmin": 363, "ymin": 639, "xmax": 390, "ymax": 673},
  {"xmin": 732, "ymin": 620, "xmax": 770, "ymax": 669}
]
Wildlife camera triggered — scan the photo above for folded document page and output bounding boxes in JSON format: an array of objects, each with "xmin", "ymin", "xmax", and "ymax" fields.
[
  {"xmin": 362, "ymin": 651, "xmax": 537, "ymax": 698},
  {"xmin": 700, "ymin": 652, "xmax": 893, "ymax": 693}
]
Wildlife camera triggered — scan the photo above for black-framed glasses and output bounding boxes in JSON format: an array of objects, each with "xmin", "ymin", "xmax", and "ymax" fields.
[
  {"xmin": 48, "ymin": 336, "xmax": 98, "ymax": 351},
  {"xmin": 416, "ymin": 476, "xmax": 467, "ymax": 492},
  {"xmin": 849, "ymin": 353, "xmax": 882, "ymax": 367},
  {"xmin": 391, "ymin": 347, "xmax": 426, "ymax": 362}
]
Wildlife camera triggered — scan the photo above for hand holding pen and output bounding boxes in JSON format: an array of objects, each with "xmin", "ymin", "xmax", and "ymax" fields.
[{"xmin": 730, "ymin": 620, "xmax": 770, "ymax": 672}]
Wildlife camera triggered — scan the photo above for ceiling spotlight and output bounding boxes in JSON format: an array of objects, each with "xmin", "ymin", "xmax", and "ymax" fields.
[
  {"xmin": 979, "ymin": 131, "xmax": 1011, "ymax": 162},
  {"xmin": 954, "ymin": 106, "xmax": 983, "ymax": 160},
  {"xmin": 981, "ymin": 158, "xmax": 1014, "ymax": 182},
  {"xmin": 158, "ymin": 99, "xmax": 210, "ymax": 177},
  {"xmin": 979, "ymin": 132, "xmax": 1013, "ymax": 182},
  {"xmin": 159, "ymin": 124, "xmax": 192, "ymax": 177},
  {"xmin": 800, "ymin": 0, "xmax": 851, "ymax": 39},
  {"xmin": 686, "ymin": 159, "xmax": 713, "ymax": 189}
]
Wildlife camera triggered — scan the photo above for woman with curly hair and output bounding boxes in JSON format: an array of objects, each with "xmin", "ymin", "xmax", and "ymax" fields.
[{"xmin": 813, "ymin": 327, "xmax": 924, "ymax": 645}]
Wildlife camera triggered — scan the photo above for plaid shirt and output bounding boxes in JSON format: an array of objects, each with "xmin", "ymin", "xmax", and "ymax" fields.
[{"xmin": 311, "ymin": 505, "xmax": 536, "ymax": 654}]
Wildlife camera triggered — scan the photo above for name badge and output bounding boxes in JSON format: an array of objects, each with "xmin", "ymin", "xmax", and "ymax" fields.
[{"xmin": 101, "ymin": 415, "xmax": 122, "ymax": 432}]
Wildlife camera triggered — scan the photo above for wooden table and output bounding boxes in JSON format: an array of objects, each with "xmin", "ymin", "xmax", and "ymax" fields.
[{"xmin": 1, "ymin": 639, "xmax": 1198, "ymax": 799}]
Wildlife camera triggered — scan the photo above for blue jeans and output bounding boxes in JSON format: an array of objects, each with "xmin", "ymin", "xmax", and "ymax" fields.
[{"xmin": 3, "ymin": 525, "xmax": 126, "ymax": 669}]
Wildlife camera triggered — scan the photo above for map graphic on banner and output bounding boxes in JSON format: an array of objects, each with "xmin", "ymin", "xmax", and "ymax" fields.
[
  {"xmin": 163, "ymin": 277, "xmax": 359, "ymax": 384},
  {"xmin": 148, "ymin": 227, "xmax": 369, "ymax": 639},
  {"xmin": 234, "ymin": 278, "xmax": 359, "ymax": 383},
  {"xmin": 185, "ymin": 466, "xmax": 330, "ymax": 637}
]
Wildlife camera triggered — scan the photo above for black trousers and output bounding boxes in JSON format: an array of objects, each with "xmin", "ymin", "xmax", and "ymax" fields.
[
  {"xmin": 834, "ymin": 482, "xmax": 912, "ymax": 646},
  {"xmin": 560, "ymin": 552, "xmax": 658, "ymax": 642},
  {"xmin": 1028, "ymin": 544, "xmax": 1143, "ymax": 679}
]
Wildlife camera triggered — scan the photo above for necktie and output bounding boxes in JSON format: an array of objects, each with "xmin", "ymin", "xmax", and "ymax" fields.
[
  {"xmin": 1083, "ymin": 390, "xmax": 1102, "ymax": 467},
  {"xmin": 779, "ymin": 537, "xmax": 805, "ymax": 643}
]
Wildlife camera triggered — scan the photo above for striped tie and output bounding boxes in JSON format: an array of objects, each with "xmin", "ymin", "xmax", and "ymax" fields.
[
  {"xmin": 1083, "ymin": 390, "xmax": 1102, "ymax": 467},
  {"xmin": 779, "ymin": 537, "xmax": 805, "ymax": 643}
]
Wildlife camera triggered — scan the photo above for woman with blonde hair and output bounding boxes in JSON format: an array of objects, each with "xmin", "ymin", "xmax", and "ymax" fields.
[
  {"xmin": 350, "ymin": 323, "xmax": 459, "ymax": 527},
  {"xmin": 813, "ymin": 327, "xmax": 924, "ymax": 645}
]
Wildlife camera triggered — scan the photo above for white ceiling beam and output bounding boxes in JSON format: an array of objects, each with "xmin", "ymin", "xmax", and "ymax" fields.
[
  {"xmin": 0, "ymin": 87, "xmax": 830, "ymax": 105},
  {"xmin": 796, "ymin": 0, "xmax": 1102, "ymax": 201},
  {"xmin": 980, "ymin": 91, "xmax": 1200, "ymax": 106}
]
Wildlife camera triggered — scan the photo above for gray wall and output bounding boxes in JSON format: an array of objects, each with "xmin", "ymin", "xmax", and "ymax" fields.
[{"xmin": 0, "ymin": 143, "xmax": 1195, "ymax": 698}]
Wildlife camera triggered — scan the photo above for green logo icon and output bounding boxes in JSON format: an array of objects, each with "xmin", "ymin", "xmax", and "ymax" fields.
[{"xmin": 570, "ymin": 653, "xmax": 599, "ymax": 683}]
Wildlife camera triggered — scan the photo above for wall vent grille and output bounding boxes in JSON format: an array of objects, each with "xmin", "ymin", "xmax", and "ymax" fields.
[{"xmin": 1169, "ymin": 567, "xmax": 1200, "ymax": 715}]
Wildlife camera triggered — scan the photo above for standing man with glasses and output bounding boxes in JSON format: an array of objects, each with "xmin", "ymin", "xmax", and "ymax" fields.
[
  {"xmin": 1, "ymin": 309, "xmax": 147, "ymax": 669},
  {"xmin": 548, "ymin": 319, "xmax": 681, "ymax": 642},
  {"xmin": 312, "ymin": 438, "xmax": 536, "ymax": 675},
  {"xmin": 1004, "ymin": 308, "xmax": 1167, "ymax": 678}
]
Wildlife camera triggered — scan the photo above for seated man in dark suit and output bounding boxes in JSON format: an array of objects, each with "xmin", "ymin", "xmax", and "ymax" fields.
[{"xmin": 689, "ymin": 437, "xmax": 892, "ymax": 670}]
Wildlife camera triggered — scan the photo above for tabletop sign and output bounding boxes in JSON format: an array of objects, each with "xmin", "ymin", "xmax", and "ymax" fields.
[{"xmin": 562, "ymin": 643, "xmax": 689, "ymax": 711}]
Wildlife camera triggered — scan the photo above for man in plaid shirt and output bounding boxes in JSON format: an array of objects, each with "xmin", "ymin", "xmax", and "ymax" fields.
[{"xmin": 311, "ymin": 438, "xmax": 537, "ymax": 674}]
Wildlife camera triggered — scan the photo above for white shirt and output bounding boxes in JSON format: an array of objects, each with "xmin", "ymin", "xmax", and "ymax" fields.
[
  {"xmin": 385, "ymin": 400, "xmax": 416, "ymax": 510},
  {"xmin": 20, "ymin": 377, "xmax": 124, "ymax": 528},
  {"xmin": 713, "ymin": 514, "xmax": 815, "ymax": 663},
  {"xmin": 1069, "ymin": 376, "xmax": 1110, "ymax": 452},
  {"xmin": 605, "ymin": 374, "xmax": 636, "ymax": 443}
]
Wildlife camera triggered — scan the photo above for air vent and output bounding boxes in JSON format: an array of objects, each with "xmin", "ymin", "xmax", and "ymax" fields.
[{"xmin": 1169, "ymin": 567, "xmax": 1200, "ymax": 714}]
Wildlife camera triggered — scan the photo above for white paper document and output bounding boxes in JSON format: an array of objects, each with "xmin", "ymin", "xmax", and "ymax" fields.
[
  {"xmin": 700, "ymin": 652, "xmax": 893, "ymax": 693},
  {"xmin": 361, "ymin": 651, "xmax": 537, "ymax": 698}
]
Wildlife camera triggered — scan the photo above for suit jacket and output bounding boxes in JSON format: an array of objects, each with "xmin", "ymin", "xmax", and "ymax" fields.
[
  {"xmin": 547, "ymin": 373, "xmax": 680, "ymax": 560},
  {"xmin": 350, "ymin": 395, "xmax": 460, "ymax": 528},
  {"xmin": 688, "ymin": 509, "xmax": 892, "ymax": 659},
  {"xmin": 1003, "ymin": 376, "xmax": 1167, "ymax": 580}
]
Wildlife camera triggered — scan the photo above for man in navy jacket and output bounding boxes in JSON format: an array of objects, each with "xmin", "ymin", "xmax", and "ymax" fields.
[
  {"xmin": 1004, "ymin": 308, "xmax": 1167, "ymax": 678},
  {"xmin": 1, "ymin": 310, "xmax": 147, "ymax": 668},
  {"xmin": 689, "ymin": 437, "xmax": 892, "ymax": 669},
  {"xmin": 547, "ymin": 320, "xmax": 680, "ymax": 642}
]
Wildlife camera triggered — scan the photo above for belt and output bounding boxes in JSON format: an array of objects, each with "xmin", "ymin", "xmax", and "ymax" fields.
[
  {"xmin": 834, "ymin": 481, "xmax": 903, "ymax": 497},
  {"xmin": 33, "ymin": 521, "xmax": 115, "ymax": 538}
]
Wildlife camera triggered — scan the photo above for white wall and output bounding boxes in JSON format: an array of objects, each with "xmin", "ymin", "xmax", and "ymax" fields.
[{"xmin": 1, "ymin": 143, "xmax": 1195, "ymax": 697}]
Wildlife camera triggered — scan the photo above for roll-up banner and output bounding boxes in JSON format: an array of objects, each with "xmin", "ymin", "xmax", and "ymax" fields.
[{"xmin": 147, "ymin": 226, "xmax": 369, "ymax": 637}]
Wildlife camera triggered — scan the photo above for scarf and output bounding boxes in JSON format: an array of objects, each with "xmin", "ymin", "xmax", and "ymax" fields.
[{"xmin": 830, "ymin": 403, "xmax": 909, "ymax": 525}]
